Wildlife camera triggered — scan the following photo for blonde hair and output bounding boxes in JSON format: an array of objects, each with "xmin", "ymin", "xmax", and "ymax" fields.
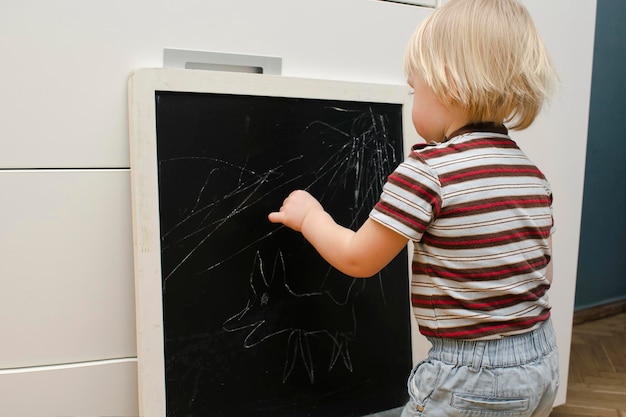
[{"xmin": 404, "ymin": 0, "xmax": 559, "ymax": 130}]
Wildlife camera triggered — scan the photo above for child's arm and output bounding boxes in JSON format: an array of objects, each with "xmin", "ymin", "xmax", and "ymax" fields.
[{"xmin": 268, "ymin": 190, "xmax": 409, "ymax": 278}]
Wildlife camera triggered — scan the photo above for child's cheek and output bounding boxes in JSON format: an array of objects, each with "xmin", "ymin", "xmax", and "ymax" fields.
[{"xmin": 412, "ymin": 107, "xmax": 430, "ymax": 141}]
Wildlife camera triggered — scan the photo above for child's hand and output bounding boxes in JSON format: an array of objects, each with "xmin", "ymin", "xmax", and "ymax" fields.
[{"xmin": 268, "ymin": 190, "xmax": 324, "ymax": 232}]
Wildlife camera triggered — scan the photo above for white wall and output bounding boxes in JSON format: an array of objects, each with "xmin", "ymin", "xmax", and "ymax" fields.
[{"xmin": 0, "ymin": 0, "xmax": 596, "ymax": 415}]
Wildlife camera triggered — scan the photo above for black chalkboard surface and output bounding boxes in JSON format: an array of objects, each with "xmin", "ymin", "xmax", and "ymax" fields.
[{"xmin": 128, "ymin": 69, "xmax": 415, "ymax": 417}]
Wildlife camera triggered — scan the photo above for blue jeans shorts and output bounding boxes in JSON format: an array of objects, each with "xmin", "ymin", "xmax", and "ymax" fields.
[{"xmin": 401, "ymin": 319, "xmax": 559, "ymax": 417}]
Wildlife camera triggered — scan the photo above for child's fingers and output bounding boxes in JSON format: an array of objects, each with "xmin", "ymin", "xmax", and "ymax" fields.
[{"xmin": 268, "ymin": 211, "xmax": 284, "ymax": 224}]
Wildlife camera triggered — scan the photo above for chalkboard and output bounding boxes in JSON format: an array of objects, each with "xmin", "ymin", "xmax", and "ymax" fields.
[{"xmin": 128, "ymin": 68, "xmax": 418, "ymax": 417}]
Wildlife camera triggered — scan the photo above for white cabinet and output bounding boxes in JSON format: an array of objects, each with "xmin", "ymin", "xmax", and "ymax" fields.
[
  {"xmin": 0, "ymin": 360, "xmax": 138, "ymax": 417},
  {"xmin": 0, "ymin": 170, "xmax": 136, "ymax": 368}
]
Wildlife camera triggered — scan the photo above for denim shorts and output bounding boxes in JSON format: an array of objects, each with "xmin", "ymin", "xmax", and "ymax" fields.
[{"xmin": 401, "ymin": 319, "xmax": 559, "ymax": 417}]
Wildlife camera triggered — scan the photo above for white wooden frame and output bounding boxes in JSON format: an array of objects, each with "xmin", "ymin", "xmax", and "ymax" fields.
[{"xmin": 127, "ymin": 67, "xmax": 417, "ymax": 416}]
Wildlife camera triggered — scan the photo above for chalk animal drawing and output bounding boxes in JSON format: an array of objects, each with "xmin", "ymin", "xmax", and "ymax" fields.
[{"xmin": 223, "ymin": 249, "xmax": 365, "ymax": 383}]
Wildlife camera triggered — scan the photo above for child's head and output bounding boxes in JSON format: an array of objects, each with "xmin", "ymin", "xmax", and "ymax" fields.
[{"xmin": 404, "ymin": 0, "xmax": 558, "ymax": 130}]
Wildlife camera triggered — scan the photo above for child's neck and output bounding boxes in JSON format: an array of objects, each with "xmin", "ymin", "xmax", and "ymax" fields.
[{"xmin": 443, "ymin": 121, "xmax": 507, "ymax": 142}]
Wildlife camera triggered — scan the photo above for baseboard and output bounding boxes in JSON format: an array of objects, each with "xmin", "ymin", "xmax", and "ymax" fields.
[{"xmin": 572, "ymin": 298, "xmax": 626, "ymax": 325}]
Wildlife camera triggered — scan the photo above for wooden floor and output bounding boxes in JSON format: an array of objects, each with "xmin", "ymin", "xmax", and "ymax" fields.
[{"xmin": 550, "ymin": 312, "xmax": 626, "ymax": 417}]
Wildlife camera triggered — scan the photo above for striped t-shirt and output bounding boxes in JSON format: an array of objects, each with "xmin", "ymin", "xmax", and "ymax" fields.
[{"xmin": 370, "ymin": 124, "xmax": 553, "ymax": 340}]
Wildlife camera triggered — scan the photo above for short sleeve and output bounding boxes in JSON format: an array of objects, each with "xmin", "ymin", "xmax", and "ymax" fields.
[{"xmin": 369, "ymin": 155, "xmax": 442, "ymax": 242}]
